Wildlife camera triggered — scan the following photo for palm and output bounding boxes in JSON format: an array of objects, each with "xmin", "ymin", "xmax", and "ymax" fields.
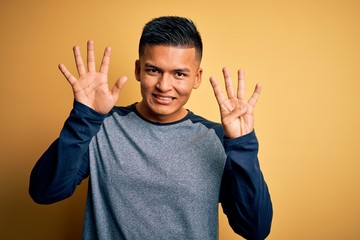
[
  {"xmin": 70, "ymin": 71, "xmax": 114, "ymax": 114},
  {"xmin": 210, "ymin": 67, "xmax": 261, "ymax": 138},
  {"xmin": 59, "ymin": 40, "xmax": 127, "ymax": 114}
]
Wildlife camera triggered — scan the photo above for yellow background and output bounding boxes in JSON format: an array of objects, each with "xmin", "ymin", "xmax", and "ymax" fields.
[{"xmin": 1, "ymin": 0, "xmax": 360, "ymax": 239}]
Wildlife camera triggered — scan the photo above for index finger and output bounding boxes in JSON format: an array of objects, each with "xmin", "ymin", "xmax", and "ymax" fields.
[
  {"xmin": 99, "ymin": 47, "xmax": 111, "ymax": 74},
  {"xmin": 210, "ymin": 76, "xmax": 227, "ymax": 106}
]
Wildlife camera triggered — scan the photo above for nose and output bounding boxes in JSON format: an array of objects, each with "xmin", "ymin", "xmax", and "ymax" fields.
[{"xmin": 156, "ymin": 73, "xmax": 172, "ymax": 92}]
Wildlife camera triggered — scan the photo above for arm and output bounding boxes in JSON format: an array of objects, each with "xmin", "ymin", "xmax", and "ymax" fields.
[
  {"xmin": 220, "ymin": 131, "xmax": 272, "ymax": 239},
  {"xmin": 29, "ymin": 102, "xmax": 106, "ymax": 204},
  {"xmin": 29, "ymin": 41, "xmax": 127, "ymax": 204},
  {"xmin": 210, "ymin": 68, "xmax": 272, "ymax": 239}
]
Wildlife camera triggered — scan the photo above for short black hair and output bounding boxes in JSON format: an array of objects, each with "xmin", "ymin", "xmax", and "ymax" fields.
[{"xmin": 138, "ymin": 16, "xmax": 203, "ymax": 61}]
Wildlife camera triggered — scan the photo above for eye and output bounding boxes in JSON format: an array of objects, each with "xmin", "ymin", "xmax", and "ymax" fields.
[
  {"xmin": 146, "ymin": 68, "xmax": 160, "ymax": 75},
  {"xmin": 175, "ymin": 71, "xmax": 187, "ymax": 78}
]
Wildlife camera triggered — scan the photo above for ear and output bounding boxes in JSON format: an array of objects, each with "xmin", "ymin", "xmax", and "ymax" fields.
[
  {"xmin": 135, "ymin": 60, "xmax": 141, "ymax": 82},
  {"xmin": 193, "ymin": 68, "xmax": 203, "ymax": 89}
]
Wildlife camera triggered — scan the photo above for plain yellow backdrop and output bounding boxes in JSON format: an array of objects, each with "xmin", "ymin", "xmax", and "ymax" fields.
[{"xmin": 1, "ymin": 0, "xmax": 360, "ymax": 239}]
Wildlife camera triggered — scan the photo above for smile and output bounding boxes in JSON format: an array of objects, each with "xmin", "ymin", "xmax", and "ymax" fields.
[{"xmin": 153, "ymin": 94, "xmax": 175, "ymax": 101}]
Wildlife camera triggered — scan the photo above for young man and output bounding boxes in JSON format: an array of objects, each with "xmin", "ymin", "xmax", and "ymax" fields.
[{"xmin": 29, "ymin": 16, "xmax": 272, "ymax": 239}]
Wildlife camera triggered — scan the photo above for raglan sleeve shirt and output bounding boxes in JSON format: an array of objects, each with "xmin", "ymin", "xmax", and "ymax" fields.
[
  {"xmin": 29, "ymin": 101, "xmax": 107, "ymax": 204},
  {"xmin": 220, "ymin": 133, "xmax": 273, "ymax": 239},
  {"xmin": 29, "ymin": 101, "xmax": 272, "ymax": 239}
]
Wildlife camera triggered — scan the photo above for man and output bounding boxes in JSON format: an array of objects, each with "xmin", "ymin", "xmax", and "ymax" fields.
[{"xmin": 29, "ymin": 16, "xmax": 272, "ymax": 239}]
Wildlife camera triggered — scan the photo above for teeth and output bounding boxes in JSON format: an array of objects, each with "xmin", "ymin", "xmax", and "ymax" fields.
[{"xmin": 156, "ymin": 96, "xmax": 173, "ymax": 100}]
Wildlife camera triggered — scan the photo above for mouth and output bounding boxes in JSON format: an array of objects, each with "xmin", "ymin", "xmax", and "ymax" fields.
[{"xmin": 152, "ymin": 94, "xmax": 176, "ymax": 103}]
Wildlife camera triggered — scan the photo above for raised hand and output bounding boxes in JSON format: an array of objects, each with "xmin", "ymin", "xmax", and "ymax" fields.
[
  {"xmin": 210, "ymin": 67, "xmax": 262, "ymax": 139},
  {"xmin": 58, "ymin": 40, "xmax": 128, "ymax": 114}
]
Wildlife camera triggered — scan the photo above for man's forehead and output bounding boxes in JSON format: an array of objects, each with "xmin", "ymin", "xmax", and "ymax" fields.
[{"xmin": 140, "ymin": 45, "xmax": 199, "ymax": 66}]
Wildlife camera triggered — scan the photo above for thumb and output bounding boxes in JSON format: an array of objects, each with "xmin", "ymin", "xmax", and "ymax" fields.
[
  {"xmin": 221, "ymin": 106, "xmax": 248, "ymax": 126},
  {"xmin": 228, "ymin": 106, "xmax": 248, "ymax": 119},
  {"xmin": 111, "ymin": 76, "xmax": 128, "ymax": 101}
]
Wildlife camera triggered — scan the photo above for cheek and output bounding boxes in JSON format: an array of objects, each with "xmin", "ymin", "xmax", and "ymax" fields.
[
  {"xmin": 140, "ymin": 82, "xmax": 152, "ymax": 97},
  {"xmin": 175, "ymin": 81, "xmax": 195, "ymax": 96},
  {"xmin": 139, "ymin": 76, "xmax": 156, "ymax": 91}
]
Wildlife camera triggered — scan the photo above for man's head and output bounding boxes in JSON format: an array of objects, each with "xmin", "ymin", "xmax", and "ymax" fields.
[
  {"xmin": 138, "ymin": 16, "xmax": 203, "ymax": 62},
  {"xmin": 135, "ymin": 16, "xmax": 203, "ymax": 123}
]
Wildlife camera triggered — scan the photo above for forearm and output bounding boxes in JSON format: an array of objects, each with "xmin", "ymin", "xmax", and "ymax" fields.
[
  {"xmin": 29, "ymin": 101, "xmax": 106, "ymax": 204},
  {"xmin": 220, "ymin": 131, "xmax": 272, "ymax": 239}
]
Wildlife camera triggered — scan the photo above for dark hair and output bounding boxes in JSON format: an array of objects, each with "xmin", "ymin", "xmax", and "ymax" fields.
[{"xmin": 138, "ymin": 16, "xmax": 203, "ymax": 61}]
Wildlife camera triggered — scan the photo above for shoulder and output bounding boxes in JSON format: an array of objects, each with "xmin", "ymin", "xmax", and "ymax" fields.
[
  {"xmin": 187, "ymin": 111, "xmax": 225, "ymax": 139},
  {"xmin": 109, "ymin": 104, "xmax": 136, "ymax": 117}
]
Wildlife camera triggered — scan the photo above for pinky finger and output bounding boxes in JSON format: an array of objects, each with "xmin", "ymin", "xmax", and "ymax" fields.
[
  {"xmin": 58, "ymin": 64, "xmax": 77, "ymax": 86},
  {"xmin": 248, "ymin": 83, "xmax": 262, "ymax": 106}
]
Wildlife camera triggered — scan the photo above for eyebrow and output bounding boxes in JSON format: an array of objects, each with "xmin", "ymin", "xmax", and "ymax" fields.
[{"xmin": 144, "ymin": 63, "xmax": 191, "ymax": 72}]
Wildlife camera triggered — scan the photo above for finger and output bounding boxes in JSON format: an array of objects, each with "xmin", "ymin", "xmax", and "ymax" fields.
[
  {"xmin": 111, "ymin": 76, "xmax": 128, "ymax": 101},
  {"xmin": 237, "ymin": 69, "xmax": 245, "ymax": 100},
  {"xmin": 248, "ymin": 83, "xmax": 262, "ymax": 106},
  {"xmin": 210, "ymin": 76, "xmax": 227, "ymax": 106},
  {"xmin": 223, "ymin": 67, "xmax": 235, "ymax": 99},
  {"xmin": 87, "ymin": 40, "xmax": 96, "ymax": 72},
  {"xmin": 73, "ymin": 45, "xmax": 86, "ymax": 76},
  {"xmin": 222, "ymin": 106, "xmax": 248, "ymax": 125},
  {"xmin": 99, "ymin": 47, "xmax": 111, "ymax": 74},
  {"xmin": 58, "ymin": 63, "xmax": 77, "ymax": 86},
  {"xmin": 232, "ymin": 106, "xmax": 248, "ymax": 119}
]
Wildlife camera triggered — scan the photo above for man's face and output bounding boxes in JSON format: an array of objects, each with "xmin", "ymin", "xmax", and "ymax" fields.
[{"xmin": 135, "ymin": 45, "xmax": 202, "ymax": 123}]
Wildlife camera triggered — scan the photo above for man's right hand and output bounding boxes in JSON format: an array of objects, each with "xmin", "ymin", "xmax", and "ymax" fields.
[{"xmin": 58, "ymin": 40, "xmax": 128, "ymax": 114}]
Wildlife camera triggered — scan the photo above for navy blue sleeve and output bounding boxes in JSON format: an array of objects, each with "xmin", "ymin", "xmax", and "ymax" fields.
[
  {"xmin": 29, "ymin": 101, "xmax": 106, "ymax": 204},
  {"xmin": 219, "ymin": 131, "xmax": 273, "ymax": 240}
]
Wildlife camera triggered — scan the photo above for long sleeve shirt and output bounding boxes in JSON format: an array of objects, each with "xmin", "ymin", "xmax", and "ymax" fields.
[{"xmin": 29, "ymin": 101, "xmax": 272, "ymax": 239}]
